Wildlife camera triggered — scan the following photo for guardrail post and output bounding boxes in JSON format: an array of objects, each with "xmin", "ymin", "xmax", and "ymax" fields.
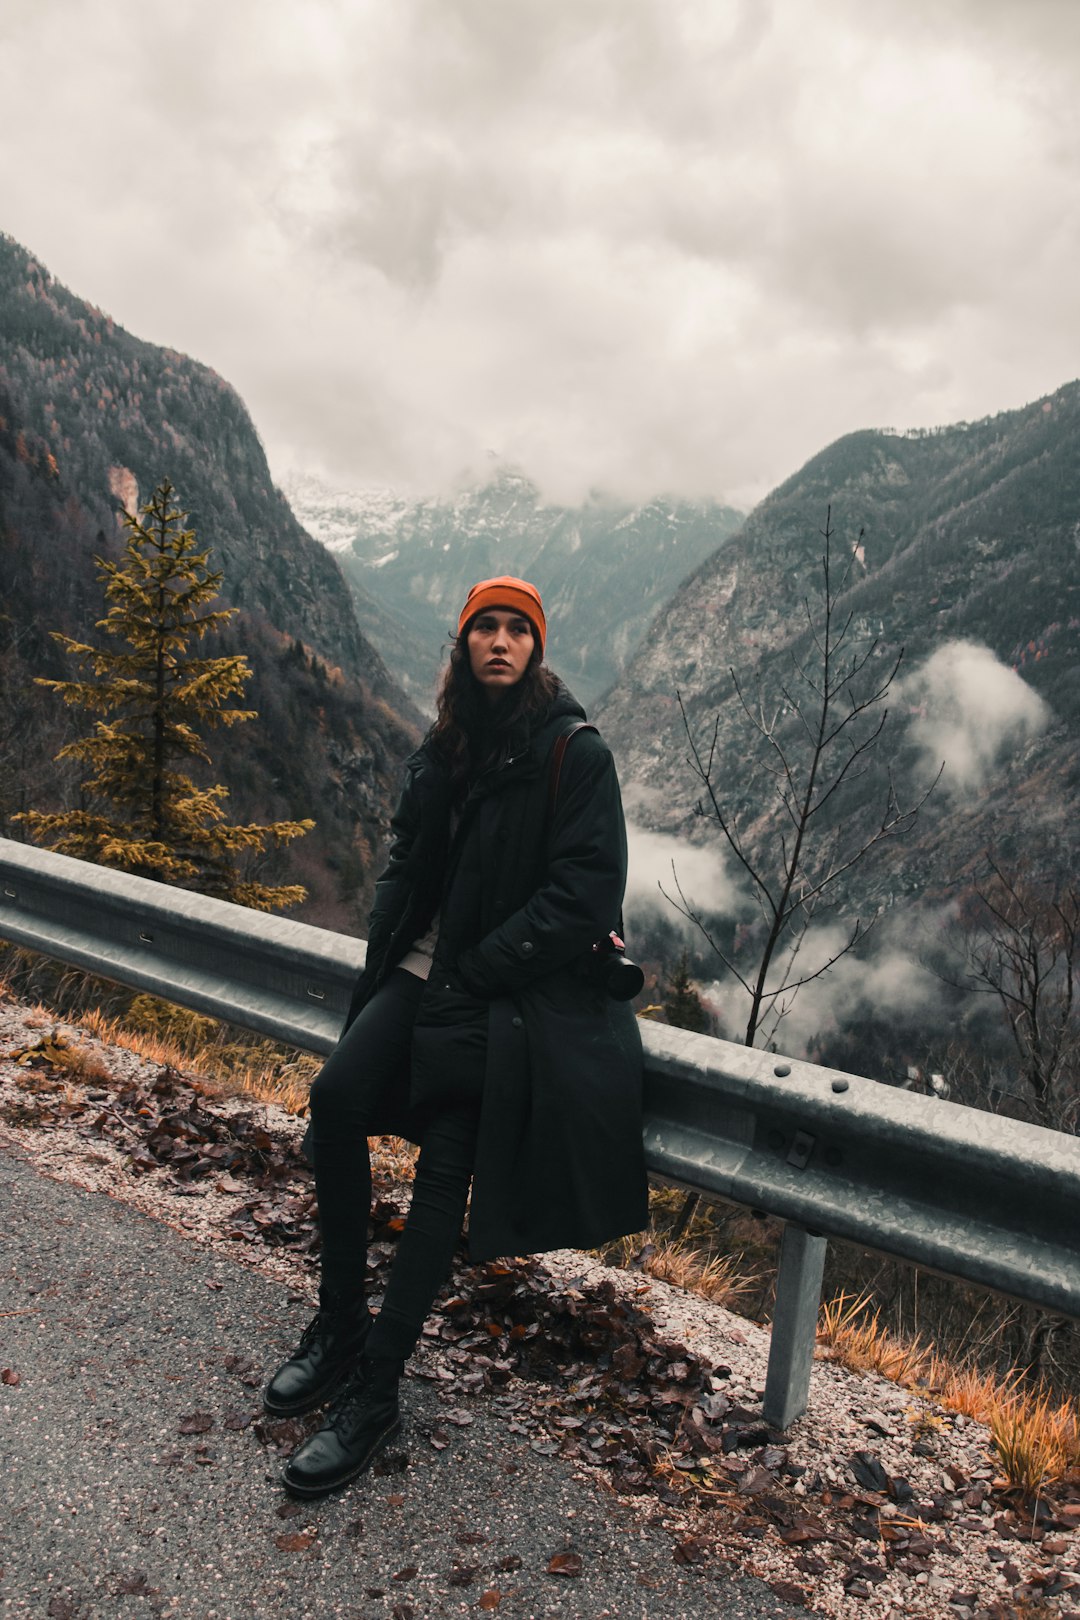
[{"xmin": 762, "ymin": 1223, "xmax": 827, "ymax": 1431}]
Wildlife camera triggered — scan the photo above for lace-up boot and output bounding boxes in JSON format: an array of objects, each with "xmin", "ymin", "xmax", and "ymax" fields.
[
  {"xmin": 281, "ymin": 1354, "xmax": 403, "ymax": 1498},
  {"xmin": 263, "ymin": 1289, "xmax": 372, "ymax": 1418}
]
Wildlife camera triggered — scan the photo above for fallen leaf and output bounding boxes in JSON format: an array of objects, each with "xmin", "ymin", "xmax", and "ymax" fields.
[
  {"xmin": 392, "ymin": 1565, "xmax": 418, "ymax": 1582},
  {"xmin": 850, "ymin": 1451, "xmax": 890, "ymax": 1493},
  {"xmin": 673, "ymin": 1537, "xmax": 707, "ymax": 1565},
  {"xmin": 546, "ymin": 1551, "xmax": 583, "ymax": 1577},
  {"xmin": 178, "ymin": 1412, "xmax": 213, "ymax": 1434},
  {"xmin": 794, "ymin": 1554, "xmax": 828, "ymax": 1575},
  {"xmin": 1, "ymin": 1368, "xmax": 20, "ymax": 1387},
  {"xmin": 768, "ymin": 1581, "xmax": 809, "ymax": 1607},
  {"xmin": 779, "ymin": 1517, "xmax": 829, "ymax": 1545},
  {"xmin": 478, "ymin": 1592, "xmax": 502, "ymax": 1611},
  {"xmin": 275, "ymin": 1533, "xmax": 316, "ymax": 1551},
  {"xmin": 275, "ymin": 1503, "xmax": 302, "ymax": 1519},
  {"xmin": 387, "ymin": 1493, "xmax": 406, "ymax": 1507},
  {"xmin": 736, "ymin": 1465, "xmax": 774, "ymax": 1496},
  {"xmin": 843, "ymin": 1558, "xmax": 887, "ymax": 1588}
]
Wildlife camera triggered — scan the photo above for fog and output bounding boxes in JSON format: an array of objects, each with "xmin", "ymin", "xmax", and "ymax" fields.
[
  {"xmin": 624, "ymin": 822, "xmax": 739, "ymax": 926},
  {"xmin": 702, "ymin": 913, "xmax": 949, "ymax": 1058},
  {"xmin": 900, "ymin": 639, "xmax": 1050, "ymax": 796}
]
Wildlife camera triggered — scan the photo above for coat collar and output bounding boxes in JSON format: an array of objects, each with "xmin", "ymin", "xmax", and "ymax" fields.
[{"xmin": 412, "ymin": 681, "xmax": 587, "ymax": 800}]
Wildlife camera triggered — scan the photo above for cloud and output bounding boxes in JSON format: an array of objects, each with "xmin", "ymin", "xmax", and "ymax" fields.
[
  {"xmin": 703, "ymin": 913, "xmax": 947, "ymax": 1057},
  {"xmin": 899, "ymin": 640, "xmax": 1051, "ymax": 796},
  {"xmin": 2, "ymin": 1, "xmax": 1080, "ymax": 506},
  {"xmin": 624, "ymin": 823, "xmax": 739, "ymax": 922}
]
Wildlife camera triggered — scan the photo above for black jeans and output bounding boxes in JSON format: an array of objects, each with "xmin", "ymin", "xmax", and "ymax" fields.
[{"xmin": 308, "ymin": 969, "xmax": 480, "ymax": 1362}]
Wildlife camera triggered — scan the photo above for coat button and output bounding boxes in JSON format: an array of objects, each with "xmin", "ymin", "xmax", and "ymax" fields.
[
  {"xmin": 520, "ymin": 940, "xmax": 534, "ymax": 954},
  {"xmin": 511, "ymin": 1016, "xmax": 523, "ymax": 1028}
]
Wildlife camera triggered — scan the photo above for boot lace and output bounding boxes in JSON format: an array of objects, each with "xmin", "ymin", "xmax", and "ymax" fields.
[
  {"xmin": 327, "ymin": 1370, "xmax": 373, "ymax": 1433},
  {"xmin": 294, "ymin": 1311, "xmax": 328, "ymax": 1353}
]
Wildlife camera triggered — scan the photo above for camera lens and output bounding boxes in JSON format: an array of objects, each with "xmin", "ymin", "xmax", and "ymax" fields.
[{"xmin": 604, "ymin": 955, "xmax": 645, "ymax": 1001}]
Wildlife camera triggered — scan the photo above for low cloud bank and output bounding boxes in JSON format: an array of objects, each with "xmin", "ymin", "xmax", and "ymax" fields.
[
  {"xmin": 900, "ymin": 639, "xmax": 1050, "ymax": 796},
  {"xmin": 624, "ymin": 823, "xmax": 739, "ymax": 923},
  {"xmin": 703, "ymin": 913, "xmax": 947, "ymax": 1058}
]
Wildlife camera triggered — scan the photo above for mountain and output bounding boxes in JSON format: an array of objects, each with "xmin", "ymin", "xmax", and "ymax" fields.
[
  {"xmin": 0, "ymin": 234, "xmax": 422, "ymax": 928},
  {"xmin": 284, "ymin": 468, "xmax": 745, "ymax": 711},
  {"xmin": 599, "ymin": 384, "xmax": 1080, "ymax": 940}
]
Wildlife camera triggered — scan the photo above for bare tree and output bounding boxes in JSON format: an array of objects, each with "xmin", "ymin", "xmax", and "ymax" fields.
[
  {"xmin": 960, "ymin": 857, "xmax": 1079, "ymax": 1129},
  {"xmin": 666, "ymin": 508, "xmax": 938, "ymax": 1050}
]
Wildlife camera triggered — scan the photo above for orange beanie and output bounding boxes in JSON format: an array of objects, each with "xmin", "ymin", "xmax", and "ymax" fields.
[{"xmin": 457, "ymin": 576, "xmax": 546, "ymax": 658}]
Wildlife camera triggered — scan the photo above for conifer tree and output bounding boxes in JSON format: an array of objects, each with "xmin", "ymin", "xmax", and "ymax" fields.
[
  {"xmin": 19, "ymin": 479, "xmax": 314, "ymax": 911},
  {"xmin": 662, "ymin": 949, "xmax": 712, "ymax": 1033}
]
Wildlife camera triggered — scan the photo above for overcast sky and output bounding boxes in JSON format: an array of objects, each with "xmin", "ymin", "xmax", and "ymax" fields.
[{"xmin": 2, "ymin": 0, "xmax": 1079, "ymax": 508}]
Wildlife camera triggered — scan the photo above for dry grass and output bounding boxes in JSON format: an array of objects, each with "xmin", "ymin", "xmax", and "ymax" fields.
[
  {"xmin": 597, "ymin": 1230, "xmax": 761, "ymax": 1311},
  {"xmin": 819, "ymin": 1290, "xmax": 1080, "ymax": 1500},
  {"xmin": 74, "ymin": 1002, "xmax": 319, "ymax": 1114},
  {"xmin": 369, "ymin": 1135, "xmax": 419, "ymax": 1184},
  {"xmin": 639, "ymin": 1240, "xmax": 759, "ymax": 1308},
  {"xmin": 989, "ymin": 1390, "xmax": 1080, "ymax": 1500},
  {"xmin": 817, "ymin": 1290, "xmax": 935, "ymax": 1384},
  {"xmin": 932, "ymin": 1356, "xmax": 1022, "ymax": 1423}
]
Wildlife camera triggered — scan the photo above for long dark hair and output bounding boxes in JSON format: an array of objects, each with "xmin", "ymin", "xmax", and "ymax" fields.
[{"xmin": 429, "ymin": 626, "xmax": 558, "ymax": 801}]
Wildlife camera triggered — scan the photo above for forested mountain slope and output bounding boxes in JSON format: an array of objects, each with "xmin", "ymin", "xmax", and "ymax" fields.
[
  {"xmin": 600, "ymin": 385, "xmax": 1080, "ymax": 922},
  {"xmin": 0, "ymin": 234, "xmax": 422, "ymax": 928}
]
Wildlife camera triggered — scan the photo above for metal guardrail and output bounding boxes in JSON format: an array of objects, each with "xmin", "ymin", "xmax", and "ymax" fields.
[{"xmin": 2, "ymin": 836, "xmax": 1079, "ymax": 1429}]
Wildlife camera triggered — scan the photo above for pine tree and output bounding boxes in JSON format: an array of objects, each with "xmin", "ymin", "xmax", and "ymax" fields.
[
  {"xmin": 662, "ymin": 949, "xmax": 712, "ymax": 1033},
  {"xmin": 19, "ymin": 479, "xmax": 314, "ymax": 911}
]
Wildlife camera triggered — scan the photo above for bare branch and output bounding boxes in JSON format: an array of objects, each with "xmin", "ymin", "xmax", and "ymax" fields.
[{"xmin": 662, "ymin": 504, "xmax": 935, "ymax": 1051}]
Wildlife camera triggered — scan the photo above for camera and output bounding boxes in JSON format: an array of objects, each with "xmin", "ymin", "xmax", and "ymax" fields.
[{"xmin": 582, "ymin": 930, "xmax": 644, "ymax": 1002}]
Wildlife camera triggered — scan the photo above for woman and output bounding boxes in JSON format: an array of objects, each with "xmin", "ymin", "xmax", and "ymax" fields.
[{"xmin": 266, "ymin": 575, "xmax": 648, "ymax": 1499}]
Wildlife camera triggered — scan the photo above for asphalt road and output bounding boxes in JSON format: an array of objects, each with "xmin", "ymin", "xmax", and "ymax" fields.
[{"xmin": 0, "ymin": 1149, "xmax": 800, "ymax": 1619}]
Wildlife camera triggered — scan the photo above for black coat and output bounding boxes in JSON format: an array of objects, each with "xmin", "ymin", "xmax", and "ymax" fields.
[{"xmin": 344, "ymin": 683, "xmax": 649, "ymax": 1262}]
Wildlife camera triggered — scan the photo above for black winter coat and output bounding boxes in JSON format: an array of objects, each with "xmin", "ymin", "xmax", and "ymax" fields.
[{"xmin": 343, "ymin": 683, "xmax": 649, "ymax": 1263}]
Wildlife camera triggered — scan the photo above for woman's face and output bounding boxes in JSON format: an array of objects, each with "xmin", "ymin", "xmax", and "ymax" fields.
[{"xmin": 467, "ymin": 607, "xmax": 536, "ymax": 702}]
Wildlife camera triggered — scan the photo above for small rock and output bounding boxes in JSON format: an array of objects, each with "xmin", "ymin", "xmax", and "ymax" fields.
[{"xmin": 861, "ymin": 1409, "xmax": 892, "ymax": 1436}]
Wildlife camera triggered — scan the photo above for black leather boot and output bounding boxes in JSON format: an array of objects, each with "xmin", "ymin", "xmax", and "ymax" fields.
[
  {"xmin": 263, "ymin": 1291, "xmax": 372, "ymax": 1418},
  {"xmin": 281, "ymin": 1354, "xmax": 403, "ymax": 1499}
]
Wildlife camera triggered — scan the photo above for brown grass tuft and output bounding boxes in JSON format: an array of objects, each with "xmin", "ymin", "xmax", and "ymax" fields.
[
  {"xmin": 817, "ymin": 1291, "xmax": 934, "ymax": 1384},
  {"xmin": 820, "ymin": 1291, "xmax": 1080, "ymax": 1501},
  {"xmin": 598, "ymin": 1234, "xmax": 759, "ymax": 1310},
  {"xmin": 988, "ymin": 1389, "xmax": 1080, "ymax": 1501}
]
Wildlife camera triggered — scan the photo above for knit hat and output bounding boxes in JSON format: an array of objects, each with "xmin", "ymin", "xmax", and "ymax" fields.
[{"xmin": 457, "ymin": 575, "xmax": 546, "ymax": 658}]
